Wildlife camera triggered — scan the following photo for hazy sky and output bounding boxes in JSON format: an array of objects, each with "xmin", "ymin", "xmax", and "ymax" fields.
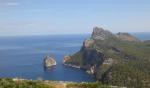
[{"xmin": 0, "ymin": 0, "xmax": 150, "ymax": 36}]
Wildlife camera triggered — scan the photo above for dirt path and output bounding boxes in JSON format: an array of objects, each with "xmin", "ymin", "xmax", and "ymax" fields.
[
  {"xmin": 55, "ymin": 82, "xmax": 66, "ymax": 88},
  {"xmin": 46, "ymin": 81, "xmax": 67, "ymax": 88}
]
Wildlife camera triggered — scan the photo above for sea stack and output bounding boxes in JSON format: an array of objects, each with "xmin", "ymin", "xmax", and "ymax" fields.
[{"xmin": 43, "ymin": 56, "xmax": 56, "ymax": 68}]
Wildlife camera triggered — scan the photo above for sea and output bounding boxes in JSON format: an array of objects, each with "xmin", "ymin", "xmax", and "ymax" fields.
[{"xmin": 0, "ymin": 33, "xmax": 149, "ymax": 82}]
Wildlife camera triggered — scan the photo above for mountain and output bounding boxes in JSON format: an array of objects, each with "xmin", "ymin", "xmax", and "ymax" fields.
[
  {"xmin": 63, "ymin": 27, "xmax": 150, "ymax": 87},
  {"xmin": 116, "ymin": 32, "xmax": 140, "ymax": 42},
  {"xmin": 91, "ymin": 27, "xmax": 115, "ymax": 40}
]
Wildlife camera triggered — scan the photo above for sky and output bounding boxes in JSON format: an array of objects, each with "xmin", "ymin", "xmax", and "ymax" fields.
[{"xmin": 0, "ymin": 0, "xmax": 150, "ymax": 36}]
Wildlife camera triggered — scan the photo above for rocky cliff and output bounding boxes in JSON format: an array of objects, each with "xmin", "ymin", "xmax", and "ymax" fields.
[
  {"xmin": 91, "ymin": 27, "xmax": 115, "ymax": 40},
  {"xmin": 62, "ymin": 27, "xmax": 143, "ymax": 71},
  {"xmin": 63, "ymin": 27, "xmax": 150, "ymax": 87}
]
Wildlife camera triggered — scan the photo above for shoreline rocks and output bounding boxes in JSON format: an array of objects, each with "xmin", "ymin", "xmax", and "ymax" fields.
[
  {"xmin": 62, "ymin": 55, "xmax": 81, "ymax": 69},
  {"xmin": 63, "ymin": 63, "xmax": 81, "ymax": 69},
  {"xmin": 62, "ymin": 55, "xmax": 71, "ymax": 64},
  {"xmin": 43, "ymin": 56, "xmax": 56, "ymax": 68}
]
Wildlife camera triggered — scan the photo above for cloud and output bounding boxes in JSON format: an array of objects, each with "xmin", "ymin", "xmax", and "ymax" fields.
[
  {"xmin": 0, "ymin": 0, "xmax": 20, "ymax": 7},
  {"xmin": 5, "ymin": 2, "xmax": 20, "ymax": 6}
]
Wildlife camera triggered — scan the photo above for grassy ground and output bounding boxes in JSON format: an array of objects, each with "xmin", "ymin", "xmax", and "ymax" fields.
[{"xmin": 0, "ymin": 78, "xmax": 116, "ymax": 88}]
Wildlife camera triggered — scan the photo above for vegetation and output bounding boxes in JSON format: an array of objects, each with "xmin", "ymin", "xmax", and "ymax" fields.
[
  {"xmin": 0, "ymin": 78, "xmax": 111, "ymax": 88},
  {"xmin": 0, "ymin": 78, "xmax": 54, "ymax": 88},
  {"xmin": 66, "ymin": 51, "xmax": 83, "ymax": 66},
  {"xmin": 96, "ymin": 40, "xmax": 150, "ymax": 87},
  {"xmin": 66, "ymin": 82, "xmax": 110, "ymax": 88},
  {"xmin": 105, "ymin": 62, "xmax": 150, "ymax": 88}
]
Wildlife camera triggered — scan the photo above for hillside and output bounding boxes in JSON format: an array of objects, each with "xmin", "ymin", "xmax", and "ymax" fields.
[{"xmin": 63, "ymin": 27, "xmax": 150, "ymax": 88}]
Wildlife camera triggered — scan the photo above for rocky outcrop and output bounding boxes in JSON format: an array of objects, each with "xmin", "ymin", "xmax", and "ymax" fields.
[
  {"xmin": 62, "ymin": 55, "xmax": 81, "ymax": 68},
  {"xmin": 63, "ymin": 27, "xmax": 114, "ymax": 75},
  {"xmin": 62, "ymin": 55, "xmax": 71, "ymax": 64},
  {"xmin": 91, "ymin": 27, "xmax": 140, "ymax": 42},
  {"xmin": 116, "ymin": 32, "xmax": 140, "ymax": 42},
  {"xmin": 43, "ymin": 56, "xmax": 56, "ymax": 68},
  {"xmin": 91, "ymin": 27, "xmax": 114, "ymax": 40}
]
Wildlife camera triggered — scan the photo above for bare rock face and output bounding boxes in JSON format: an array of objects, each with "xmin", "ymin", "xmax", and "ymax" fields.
[
  {"xmin": 83, "ymin": 39, "xmax": 94, "ymax": 48},
  {"xmin": 43, "ymin": 56, "xmax": 56, "ymax": 68},
  {"xmin": 91, "ymin": 27, "xmax": 114, "ymax": 40},
  {"xmin": 116, "ymin": 32, "xmax": 140, "ymax": 42},
  {"xmin": 86, "ymin": 65, "xmax": 96, "ymax": 75},
  {"xmin": 62, "ymin": 55, "xmax": 71, "ymax": 64}
]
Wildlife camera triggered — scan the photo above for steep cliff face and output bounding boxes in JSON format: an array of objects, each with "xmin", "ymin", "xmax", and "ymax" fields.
[
  {"xmin": 63, "ymin": 27, "xmax": 116, "ymax": 75},
  {"xmin": 81, "ymin": 47, "xmax": 104, "ymax": 70},
  {"xmin": 63, "ymin": 27, "xmax": 150, "ymax": 87}
]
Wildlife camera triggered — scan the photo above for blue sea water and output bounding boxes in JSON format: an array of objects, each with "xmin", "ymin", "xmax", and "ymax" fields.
[
  {"xmin": 131, "ymin": 32, "xmax": 150, "ymax": 40},
  {"xmin": 0, "ymin": 33, "xmax": 149, "ymax": 82},
  {"xmin": 0, "ymin": 34, "xmax": 96, "ymax": 82}
]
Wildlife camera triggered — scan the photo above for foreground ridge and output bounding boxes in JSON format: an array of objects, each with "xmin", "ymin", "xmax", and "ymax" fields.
[{"xmin": 0, "ymin": 78, "xmax": 127, "ymax": 88}]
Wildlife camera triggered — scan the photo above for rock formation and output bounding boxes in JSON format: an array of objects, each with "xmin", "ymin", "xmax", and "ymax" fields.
[
  {"xmin": 62, "ymin": 55, "xmax": 71, "ymax": 64},
  {"xmin": 64, "ymin": 27, "xmax": 139, "ymax": 70},
  {"xmin": 91, "ymin": 27, "xmax": 114, "ymax": 40},
  {"xmin": 62, "ymin": 55, "xmax": 81, "ymax": 68},
  {"xmin": 63, "ymin": 27, "xmax": 141, "ymax": 71},
  {"xmin": 43, "ymin": 56, "xmax": 56, "ymax": 68},
  {"xmin": 116, "ymin": 32, "xmax": 140, "ymax": 42},
  {"xmin": 91, "ymin": 27, "xmax": 140, "ymax": 42}
]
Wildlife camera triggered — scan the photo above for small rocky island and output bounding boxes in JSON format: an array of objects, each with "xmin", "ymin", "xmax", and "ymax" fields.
[{"xmin": 43, "ymin": 56, "xmax": 56, "ymax": 68}]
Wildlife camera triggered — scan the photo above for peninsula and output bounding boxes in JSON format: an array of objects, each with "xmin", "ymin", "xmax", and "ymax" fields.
[{"xmin": 63, "ymin": 27, "xmax": 150, "ymax": 87}]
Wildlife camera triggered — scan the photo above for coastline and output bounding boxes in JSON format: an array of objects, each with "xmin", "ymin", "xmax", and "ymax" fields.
[
  {"xmin": 63, "ymin": 63, "xmax": 81, "ymax": 69},
  {"xmin": 12, "ymin": 78, "xmax": 80, "ymax": 83}
]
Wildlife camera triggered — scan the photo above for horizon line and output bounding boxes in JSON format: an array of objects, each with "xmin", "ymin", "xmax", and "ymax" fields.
[{"xmin": 0, "ymin": 32, "xmax": 150, "ymax": 37}]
